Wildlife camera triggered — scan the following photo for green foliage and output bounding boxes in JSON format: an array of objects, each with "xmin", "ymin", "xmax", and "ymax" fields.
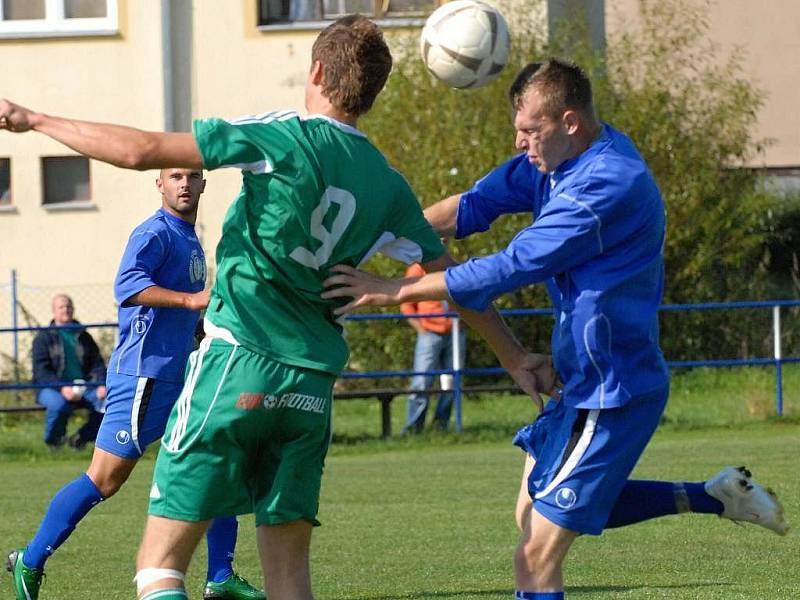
[{"xmin": 344, "ymin": 0, "xmax": 796, "ymax": 376}]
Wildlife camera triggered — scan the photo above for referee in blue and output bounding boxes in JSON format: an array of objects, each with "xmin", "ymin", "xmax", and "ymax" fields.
[
  {"xmin": 323, "ymin": 59, "xmax": 787, "ymax": 600},
  {"xmin": 8, "ymin": 169, "xmax": 263, "ymax": 600}
]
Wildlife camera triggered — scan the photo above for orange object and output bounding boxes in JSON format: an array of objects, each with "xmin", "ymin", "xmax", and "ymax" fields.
[{"xmin": 400, "ymin": 263, "xmax": 452, "ymax": 334}]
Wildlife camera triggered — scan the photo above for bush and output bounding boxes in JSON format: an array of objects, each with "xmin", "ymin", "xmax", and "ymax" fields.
[{"xmin": 346, "ymin": 0, "xmax": 795, "ymax": 381}]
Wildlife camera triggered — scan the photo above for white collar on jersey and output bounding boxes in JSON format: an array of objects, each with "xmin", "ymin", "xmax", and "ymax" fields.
[{"xmin": 304, "ymin": 113, "xmax": 366, "ymax": 138}]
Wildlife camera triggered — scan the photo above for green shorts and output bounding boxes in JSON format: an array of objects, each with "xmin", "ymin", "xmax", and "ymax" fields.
[{"xmin": 148, "ymin": 338, "xmax": 334, "ymax": 526}]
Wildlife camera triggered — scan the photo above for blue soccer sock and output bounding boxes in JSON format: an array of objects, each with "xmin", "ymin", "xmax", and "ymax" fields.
[
  {"xmin": 205, "ymin": 516, "xmax": 238, "ymax": 583},
  {"xmin": 515, "ymin": 592, "xmax": 564, "ymax": 599},
  {"xmin": 605, "ymin": 480, "xmax": 724, "ymax": 529},
  {"xmin": 24, "ymin": 473, "xmax": 104, "ymax": 569}
]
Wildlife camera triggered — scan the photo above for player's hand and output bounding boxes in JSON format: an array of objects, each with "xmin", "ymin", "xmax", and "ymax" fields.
[
  {"xmin": 0, "ymin": 99, "xmax": 37, "ymax": 133},
  {"xmin": 502, "ymin": 352, "xmax": 562, "ymax": 413},
  {"xmin": 95, "ymin": 385, "xmax": 107, "ymax": 401},
  {"xmin": 322, "ymin": 265, "xmax": 403, "ymax": 315},
  {"xmin": 187, "ymin": 289, "xmax": 210, "ymax": 311}
]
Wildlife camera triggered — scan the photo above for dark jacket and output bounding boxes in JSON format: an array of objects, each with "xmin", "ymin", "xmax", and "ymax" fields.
[{"xmin": 31, "ymin": 320, "xmax": 107, "ymax": 385}]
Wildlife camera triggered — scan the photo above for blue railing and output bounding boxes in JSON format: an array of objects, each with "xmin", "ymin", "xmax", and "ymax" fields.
[{"xmin": 2, "ymin": 300, "xmax": 798, "ymax": 432}]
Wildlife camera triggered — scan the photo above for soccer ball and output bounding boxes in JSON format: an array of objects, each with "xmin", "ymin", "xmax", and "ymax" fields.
[{"xmin": 420, "ymin": 0, "xmax": 510, "ymax": 89}]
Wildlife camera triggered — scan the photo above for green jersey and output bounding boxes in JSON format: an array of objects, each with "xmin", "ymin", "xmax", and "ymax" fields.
[{"xmin": 194, "ymin": 111, "xmax": 444, "ymax": 374}]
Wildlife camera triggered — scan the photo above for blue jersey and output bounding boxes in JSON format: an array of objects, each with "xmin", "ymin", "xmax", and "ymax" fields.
[
  {"xmin": 109, "ymin": 208, "xmax": 206, "ymax": 382},
  {"xmin": 446, "ymin": 123, "xmax": 669, "ymax": 409}
]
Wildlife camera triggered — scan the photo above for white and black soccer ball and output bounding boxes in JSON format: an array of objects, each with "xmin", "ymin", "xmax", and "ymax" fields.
[{"xmin": 420, "ymin": 0, "xmax": 510, "ymax": 89}]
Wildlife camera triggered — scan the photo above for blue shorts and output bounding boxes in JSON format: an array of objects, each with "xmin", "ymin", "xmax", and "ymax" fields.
[
  {"xmin": 513, "ymin": 386, "xmax": 669, "ymax": 535},
  {"xmin": 96, "ymin": 372, "xmax": 185, "ymax": 459}
]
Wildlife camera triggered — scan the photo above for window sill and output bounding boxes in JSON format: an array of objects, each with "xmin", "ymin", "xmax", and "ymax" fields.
[
  {"xmin": 0, "ymin": 28, "xmax": 119, "ymax": 40},
  {"xmin": 42, "ymin": 201, "xmax": 97, "ymax": 211},
  {"xmin": 257, "ymin": 17, "xmax": 425, "ymax": 33},
  {"xmin": 0, "ymin": 204, "xmax": 17, "ymax": 214}
]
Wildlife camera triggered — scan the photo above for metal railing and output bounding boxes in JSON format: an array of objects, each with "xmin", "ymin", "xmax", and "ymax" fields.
[{"xmin": 2, "ymin": 300, "xmax": 798, "ymax": 433}]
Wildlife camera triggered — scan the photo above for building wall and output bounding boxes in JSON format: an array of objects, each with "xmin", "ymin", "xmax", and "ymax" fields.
[
  {"xmin": 0, "ymin": 0, "xmax": 167, "ymax": 332},
  {"xmin": 0, "ymin": 0, "xmax": 796, "ymax": 341},
  {"xmin": 606, "ymin": 0, "xmax": 800, "ymax": 169}
]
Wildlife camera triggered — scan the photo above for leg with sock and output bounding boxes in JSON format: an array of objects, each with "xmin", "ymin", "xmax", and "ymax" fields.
[
  {"xmin": 203, "ymin": 517, "xmax": 265, "ymax": 600},
  {"xmin": 24, "ymin": 473, "xmax": 104, "ymax": 569},
  {"xmin": 205, "ymin": 516, "xmax": 237, "ymax": 583},
  {"xmin": 605, "ymin": 479, "xmax": 723, "ymax": 529},
  {"xmin": 6, "ymin": 473, "xmax": 103, "ymax": 600}
]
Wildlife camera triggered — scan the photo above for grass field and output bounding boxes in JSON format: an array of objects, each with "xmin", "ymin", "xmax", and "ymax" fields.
[{"xmin": 1, "ymin": 366, "xmax": 799, "ymax": 599}]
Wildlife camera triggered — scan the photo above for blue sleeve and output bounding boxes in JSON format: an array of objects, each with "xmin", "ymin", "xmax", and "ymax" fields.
[
  {"xmin": 455, "ymin": 153, "xmax": 544, "ymax": 239},
  {"xmin": 114, "ymin": 229, "xmax": 168, "ymax": 306},
  {"xmin": 446, "ymin": 191, "xmax": 604, "ymax": 311}
]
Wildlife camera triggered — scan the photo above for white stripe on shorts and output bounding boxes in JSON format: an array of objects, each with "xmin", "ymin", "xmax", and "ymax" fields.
[
  {"xmin": 164, "ymin": 338, "xmax": 210, "ymax": 452},
  {"xmin": 534, "ymin": 409, "xmax": 600, "ymax": 500},
  {"xmin": 163, "ymin": 338, "xmax": 237, "ymax": 454},
  {"xmin": 130, "ymin": 376, "xmax": 148, "ymax": 455}
]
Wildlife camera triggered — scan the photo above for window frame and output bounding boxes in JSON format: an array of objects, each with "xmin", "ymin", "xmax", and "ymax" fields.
[
  {"xmin": 256, "ymin": 0, "xmax": 439, "ymax": 32},
  {"xmin": 0, "ymin": 157, "xmax": 11, "ymax": 211},
  {"xmin": 0, "ymin": 0, "xmax": 118, "ymax": 39},
  {"xmin": 41, "ymin": 155, "xmax": 94, "ymax": 210}
]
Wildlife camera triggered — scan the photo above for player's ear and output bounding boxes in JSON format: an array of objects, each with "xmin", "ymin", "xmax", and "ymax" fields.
[
  {"xmin": 309, "ymin": 60, "xmax": 324, "ymax": 85},
  {"xmin": 562, "ymin": 110, "xmax": 580, "ymax": 135}
]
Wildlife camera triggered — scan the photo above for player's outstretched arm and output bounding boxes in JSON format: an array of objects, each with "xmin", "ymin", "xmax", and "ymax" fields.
[
  {"xmin": 322, "ymin": 264, "xmax": 448, "ymax": 313},
  {"xmin": 0, "ymin": 99, "xmax": 202, "ymax": 170},
  {"xmin": 423, "ymin": 193, "xmax": 461, "ymax": 238},
  {"xmin": 125, "ymin": 286, "xmax": 210, "ymax": 311},
  {"xmin": 322, "ymin": 257, "xmax": 560, "ymax": 410}
]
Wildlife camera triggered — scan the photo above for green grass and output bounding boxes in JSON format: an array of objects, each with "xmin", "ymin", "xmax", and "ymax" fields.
[
  {"xmin": 1, "ymin": 366, "xmax": 799, "ymax": 598},
  {"xmin": 1, "ymin": 429, "xmax": 799, "ymax": 598}
]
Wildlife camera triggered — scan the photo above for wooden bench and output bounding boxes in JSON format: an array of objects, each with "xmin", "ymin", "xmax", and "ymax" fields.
[
  {"xmin": 334, "ymin": 384, "xmax": 524, "ymax": 438},
  {"xmin": 0, "ymin": 384, "xmax": 525, "ymax": 439}
]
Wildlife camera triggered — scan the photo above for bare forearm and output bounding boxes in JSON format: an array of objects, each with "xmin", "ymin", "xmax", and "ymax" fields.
[
  {"xmin": 423, "ymin": 193, "xmax": 461, "ymax": 238},
  {"xmin": 126, "ymin": 286, "xmax": 209, "ymax": 311},
  {"xmin": 456, "ymin": 304, "xmax": 526, "ymax": 367},
  {"xmin": 421, "ymin": 252, "xmax": 528, "ymax": 368},
  {"xmin": 30, "ymin": 113, "xmax": 201, "ymax": 170}
]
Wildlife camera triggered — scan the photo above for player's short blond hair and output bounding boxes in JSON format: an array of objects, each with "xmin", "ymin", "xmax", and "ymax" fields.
[{"xmin": 509, "ymin": 59, "xmax": 595, "ymax": 121}]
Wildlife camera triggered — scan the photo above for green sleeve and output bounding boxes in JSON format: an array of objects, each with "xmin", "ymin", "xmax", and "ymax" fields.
[
  {"xmin": 387, "ymin": 172, "xmax": 445, "ymax": 264},
  {"xmin": 193, "ymin": 113, "xmax": 300, "ymax": 172}
]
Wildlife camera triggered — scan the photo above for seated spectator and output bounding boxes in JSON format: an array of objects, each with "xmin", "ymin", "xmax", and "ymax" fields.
[{"xmin": 32, "ymin": 294, "xmax": 107, "ymax": 450}]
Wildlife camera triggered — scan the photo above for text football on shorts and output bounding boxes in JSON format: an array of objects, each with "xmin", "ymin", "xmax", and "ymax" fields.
[{"xmin": 420, "ymin": 0, "xmax": 510, "ymax": 89}]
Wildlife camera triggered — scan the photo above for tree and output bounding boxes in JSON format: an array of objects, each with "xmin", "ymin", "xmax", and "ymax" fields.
[{"xmin": 344, "ymin": 0, "xmax": 787, "ymax": 382}]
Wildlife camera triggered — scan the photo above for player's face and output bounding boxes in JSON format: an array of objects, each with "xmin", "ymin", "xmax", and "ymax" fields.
[
  {"xmin": 52, "ymin": 296, "xmax": 74, "ymax": 325},
  {"xmin": 157, "ymin": 168, "xmax": 205, "ymax": 220},
  {"xmin": 513, "ymin": 88, "xmax": 572, "ymax": 174}
]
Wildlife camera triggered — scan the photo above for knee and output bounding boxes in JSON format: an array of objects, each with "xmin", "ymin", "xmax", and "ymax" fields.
[
  {"xmin": 38, "ymin": 388, "xmax": 67, "ymax": 410},
  {"xmin": 88, "ymin": 468, "xmax": 129, "ymax": 498}
]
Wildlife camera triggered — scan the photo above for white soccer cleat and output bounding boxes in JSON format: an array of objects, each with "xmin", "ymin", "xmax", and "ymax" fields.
[{"xmin": 705, "ymin": 466, "xmax": 788, "ymax": 536}]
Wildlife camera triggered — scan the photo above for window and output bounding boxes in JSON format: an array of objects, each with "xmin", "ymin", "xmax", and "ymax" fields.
[
  {"xmin": 0, "ymin": 0, "xmax": 117, "ymax": 38},
  {"xmin": 0, "ymin": 158, "xmax": 10, "ymax": 206},
  {"xmin": 42, "ymin": 156, "xmax": 91, "ymax": 206},
  {"xmin": 258, "ymin": 0, "xmax": 440, "ymax": 28}
]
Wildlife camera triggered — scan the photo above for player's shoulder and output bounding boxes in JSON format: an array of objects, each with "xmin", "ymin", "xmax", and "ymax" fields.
[
  {"xmin": 579, "ymin": 128, "xmax": 653, "ymax": 191},
  {"xmin": 127, "ymin": 211, "xmax": 172, "ymax": 247},
  {"xmin": 222, "ymin": 109, "xmax": 300, "ymax": 129}
]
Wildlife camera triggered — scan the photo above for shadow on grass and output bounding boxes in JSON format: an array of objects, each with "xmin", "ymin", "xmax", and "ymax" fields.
[{"xmin": 339, "ymin": 581, "xmax": 732, "ymax": 599}]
